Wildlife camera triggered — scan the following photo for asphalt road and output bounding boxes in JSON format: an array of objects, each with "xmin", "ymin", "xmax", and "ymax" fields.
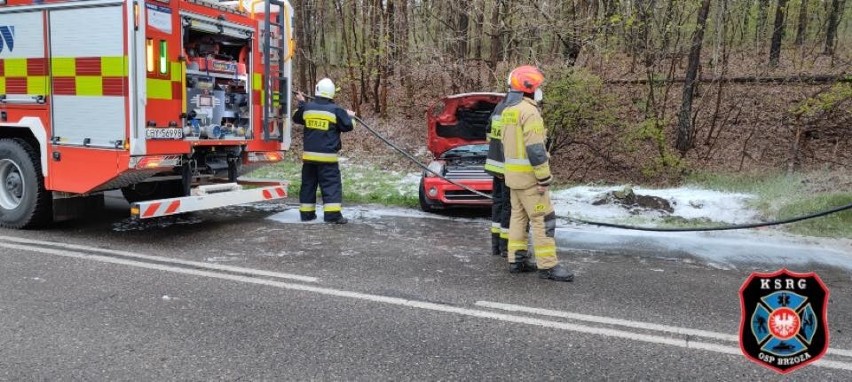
[{"xmin": 1, "ymin": 194, "xmax": 851, "ymax": 380}]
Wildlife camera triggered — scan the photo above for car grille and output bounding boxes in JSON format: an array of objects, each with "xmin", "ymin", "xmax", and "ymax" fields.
[
  {"xmin": 444, "ymin": 167, "xmax": 488, "ymax": 180},
  {"xmin": 445, "ymin": 190, "xmax": 492, "ymax": 201}
]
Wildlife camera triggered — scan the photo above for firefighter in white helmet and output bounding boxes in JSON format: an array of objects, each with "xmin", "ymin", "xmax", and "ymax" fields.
[{"xmin": 293, "ymin": 78, "xmax": 356, "ymax": 224}]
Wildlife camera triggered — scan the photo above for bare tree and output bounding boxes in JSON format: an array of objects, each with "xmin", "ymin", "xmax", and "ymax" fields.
[
  {"xmin": 824, "ymin": 0, "xmax": 844, "ymax": 56},
  {"xmin": 677, "ymin": 0, "xmax": 712, "ymax": 153},
  {"xmin": 795, "ymin": 0, "xmax": 809, "ymax": 46},
  {"xmin": 769, "ymin": 0, "xmax": 788, "ymax": 67}
]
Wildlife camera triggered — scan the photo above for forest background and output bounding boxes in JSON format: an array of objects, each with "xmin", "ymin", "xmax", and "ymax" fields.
[{"xmin": 286, "ymin": 0, "xmax": 851, "ymax": 185}]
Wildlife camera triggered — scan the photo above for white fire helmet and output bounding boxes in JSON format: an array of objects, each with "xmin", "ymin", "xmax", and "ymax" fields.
[{"xmin": 315, "ymin": 78, "xmax": 336, "ymax": 99}]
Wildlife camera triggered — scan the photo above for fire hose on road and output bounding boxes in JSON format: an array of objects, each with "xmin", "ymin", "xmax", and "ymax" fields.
[{"xmin": 294, "ymin": 92, "xmax": 852, "ymax": 232}]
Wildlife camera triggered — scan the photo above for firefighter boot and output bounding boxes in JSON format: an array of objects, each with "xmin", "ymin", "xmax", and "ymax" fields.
[
  {"xmin": 300, "ymin": 212, "xmax": 317, "ymax": 222},
  {"xmin": 509, "ymin": 250, "xmax": 537, "ymax": 273},
  {"xmin": 499, "ymin": 237, "xmax": 508, "ymax": 258},
  {"xmin": 491, "ymin": 234, "xmax": 501, "ymax": 256},
  {"xmin": 538, "ymin": 264, "xmax": 574, "ymax": 282},
  {"xmin": 326, "ymin": 217, "xmax": 348, "ymax": 225}
]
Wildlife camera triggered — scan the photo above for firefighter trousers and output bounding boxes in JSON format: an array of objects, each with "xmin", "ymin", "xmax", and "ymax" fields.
[
  {"xmin": 490, "ymin": 177, "xmax": 510, "ymax": 256},
  {"xmin": 299, "ymin": 162, "xmax": 343, "ymax": 221},
  {"xmin": 508, "ymin": 186, "xmax": 558, "ymax": 269}
]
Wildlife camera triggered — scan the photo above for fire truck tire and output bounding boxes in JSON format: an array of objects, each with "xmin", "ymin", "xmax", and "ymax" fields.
[
  {"xmin": 120, "ymin": 181, "xmax": 183, "ymax": 204},
  {"xmin": 0, "ymin": 139, "xmax": 53, "ymax": 229}
]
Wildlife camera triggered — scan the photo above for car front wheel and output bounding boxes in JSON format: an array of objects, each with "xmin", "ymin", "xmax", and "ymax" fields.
[{"xmin": 418, "ymin": 177, "xmax": 442, "ymax": 212}]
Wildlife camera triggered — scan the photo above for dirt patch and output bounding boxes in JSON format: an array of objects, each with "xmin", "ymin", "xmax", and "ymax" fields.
[
  {"xmin": 592, "ymin": 186, "xmax": 675, "ymax": 214},
  {"xmin": 799, "ymin": 169, "xmax": 852, "ymax": 195}
]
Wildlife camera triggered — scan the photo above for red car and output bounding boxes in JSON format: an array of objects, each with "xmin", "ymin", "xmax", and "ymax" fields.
[{"xmin": 419, "ymin": 93, "xmax": 504, "ymax": 212}]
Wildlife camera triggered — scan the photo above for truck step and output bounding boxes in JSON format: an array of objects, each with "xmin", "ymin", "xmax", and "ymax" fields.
[{"xmin": 131, "ymin": 181, "xmax": 288, "ymax": 220}]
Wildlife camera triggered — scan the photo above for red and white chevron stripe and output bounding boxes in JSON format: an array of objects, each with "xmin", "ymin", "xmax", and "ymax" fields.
[{"xmin": 131, "ymin": 183, "xmax": 288, "ymax": 220}]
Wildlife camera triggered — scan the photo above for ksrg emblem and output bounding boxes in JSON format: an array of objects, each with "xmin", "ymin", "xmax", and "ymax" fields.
[{"xmin": 739, "ymin": 269, "xmax": 830, "ymax": 374}]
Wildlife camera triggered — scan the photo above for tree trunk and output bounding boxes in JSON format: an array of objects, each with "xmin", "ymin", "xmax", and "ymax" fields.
[
  {"xmin": 457, "ymin": 5, "xmax": 469, "ymax": 61},
  {"xmin": 293, "ymin": 0, "xmax": 307, "ymax": 92},
  {"xmin": 676, "ymin": 0, "xmax": 712, "ymax": 153},
  {"xmin": 489, "ymin": 0, "xmax": 504, "ymax": 70},
  {"xmin": 769, "ymin": 0, "xmax": 788, "ymax": 67},
  {"xmin": 335, "ymin": 0, "xmax": 360, "ymax": 115},
  {"xmin": 756, "ymin": 0, "xmax": 771, "ymax": 49},
  {"xmin": 795, "ymin": 0, "xmax": 809, "ymax": 45},
  {"xmin": 824, "ymin": 0, "xmax": 843, "ymax": 55}
]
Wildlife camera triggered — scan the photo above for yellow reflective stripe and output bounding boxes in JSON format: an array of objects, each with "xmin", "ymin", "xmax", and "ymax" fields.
[
  {"xmin": 181, "ymin": 61, "xmax": 187, "ymax": 113},
  {"xmin": 299, "ymin": 204, "xmax": 316, "ymax": 212},
  {"xmin": 101, "ymin": 56, "xmax": 127, "ymax": 76},
  {"xmin": 533, "ymin": 164, "xmax": 551, "ymax": 179},
  {"xmin": 253, "ymin": 73, "xmax": 262, "ymax": 90},
  {"xmin": 0, "ymin": 77, "xmax": 5, "ymax": 94},
  {"xmin": 485, "ymin": 159, "xmax": 505, "ymax": 174},
  {"xmin": 51, "ymin": 57, "xmax": 76, "ymax": 77},
  {"xmin": 27, "ymin": 76, "xmax": 48, "ymax": 95},
  {"xmin": 490, "ymin": 226, "xmax": 501, "ymax": 234},
  {"xmin": 500, "ymin": 232, "xmax": 509, "ymax": 239},
  {"xmin": 525, "ymin": 121, "xmax": 545, "ymax": 134},
  {"xmin": 505, "ymin": 158, "xmax": 533, "ymax": 173},
  {"xmin": 485, "ymin": 159, "xmax": 504, "ymax": 168},
  {"xmin": 508, "ymin": 240, "xmax": 527, "ymax": 251},
  {"xmin": 147, "ymin": 78, "xmax": 172, "ymax": 100},
  {"xmin": 5, "ymin": 59, "xmax": 27, "ymax": 77},
  {"xmin": 484, "ymin": 164, "xmax": 504, "ymax": 174},
  {"xmin": 324, "ymin": 203, "xmax": 342, "ymax": 212},
  {"xmin": 304, "ymin": 110, "xmax": 337, "ymax": 123},
  {"xmin": 302, "ymin": 152, "xmax": 339, "ymax": 163},
  {"xmin": 534, "ymin": 246, "xmax": 557, "ymax": 257},
  {"xmin": 516, "ymin": 123, "xmax": 526, "ymax": 160},
  {"xmin": 76, "ymin": 76, "xmax": 102, "ymax": 96},
  {"xmin": 170, "ymin": 62, "xmax": 182, "ymax": 82}
]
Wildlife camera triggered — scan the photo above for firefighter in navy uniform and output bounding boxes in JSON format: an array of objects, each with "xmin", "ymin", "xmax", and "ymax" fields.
[
  {"xmin": 293, "ymin": 78, "xmax": 356, "ymax": 224},
  {"xmin": 485, "ymin": 90, "xmax": 524, "ymax": 258},
  {"xmin": 502, "ymin": 66, "xmax": 573, "ymax": 282}
]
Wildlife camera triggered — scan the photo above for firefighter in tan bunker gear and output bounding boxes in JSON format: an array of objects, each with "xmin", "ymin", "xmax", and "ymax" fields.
[{"xmin": 502, "ymin": 66, "xmax": 574, "ymax": 282}]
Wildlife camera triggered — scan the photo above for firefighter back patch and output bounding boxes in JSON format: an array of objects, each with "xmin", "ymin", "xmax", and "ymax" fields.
[{"xmin": 739, "ymin": 269, "xmax": 830, "ymax": 374}]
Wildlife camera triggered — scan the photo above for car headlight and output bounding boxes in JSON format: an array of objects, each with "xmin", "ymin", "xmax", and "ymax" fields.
[{"xmin": 426, "ymin": 161, "xmax": 445, "ymax": 177}]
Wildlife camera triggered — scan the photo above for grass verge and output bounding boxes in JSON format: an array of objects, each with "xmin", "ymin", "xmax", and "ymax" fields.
[
  {"xmin": 686, "ymin": 171, "xmax": 852, "ymax": 239},
  {"xmin": 249, "ymin": 157, "xmax": 420, "ymax": 208}
]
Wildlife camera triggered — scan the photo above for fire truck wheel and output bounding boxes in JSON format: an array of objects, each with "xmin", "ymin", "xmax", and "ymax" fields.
[
  {"xmin": 120, "ymin": 181, "xmax": 184, "ymax": 204},
  {"xmin": 0, "ymin": 139, "xmax": 53, "ymax": 229}
]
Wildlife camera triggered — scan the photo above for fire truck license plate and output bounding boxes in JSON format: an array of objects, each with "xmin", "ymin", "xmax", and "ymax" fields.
[{"xmin": 146, "ymin": 128, "xmax": 184, "ymax": 140}]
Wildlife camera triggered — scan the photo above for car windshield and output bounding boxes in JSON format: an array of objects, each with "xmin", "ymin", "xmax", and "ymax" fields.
[{"xmin": 442, "ymin": 144, "xmax": 488, "ymax": 158}]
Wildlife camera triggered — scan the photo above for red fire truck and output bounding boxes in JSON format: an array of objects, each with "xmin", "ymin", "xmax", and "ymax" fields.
[{"xmin": 0, "ymin": 0, "xmax": 294, "ymax": 228}]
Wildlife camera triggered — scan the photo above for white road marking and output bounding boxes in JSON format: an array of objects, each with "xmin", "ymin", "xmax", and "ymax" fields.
[
  {"xmin": 476, "ymin": 301, "xmax": 852, "ymax": 360},
  {"xmin": 0, "ymin": 235, "xmax": 318, "ymax": 283},
  {"xmin": 4, "ymin": 241, "xmax": 852, "ymax": 372},
  {"xmin": 476, "ymin": 301, "xmax": 739, "ymax": 342}
]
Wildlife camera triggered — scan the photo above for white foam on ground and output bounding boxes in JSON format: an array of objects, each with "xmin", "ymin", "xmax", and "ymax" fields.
[
  {"xmin": 263, "ymin": 185, "xmax": 852, "ymax": 269},
  {"xmin": 551, "ymin": 186, "xmax": 758, "ymax": 224}
]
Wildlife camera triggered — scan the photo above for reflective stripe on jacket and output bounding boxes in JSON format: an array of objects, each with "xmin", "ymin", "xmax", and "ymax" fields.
[
  {"xmin": 292, "ymin": 97, "xmax": 354, "ymax": 163},
  {"xmin": 501, "ymin": 97, "xmax": 553, "ymax": 189},
  {"xmin": 485, "ymin": 91, "xmax": 524, "ymax": 177}
]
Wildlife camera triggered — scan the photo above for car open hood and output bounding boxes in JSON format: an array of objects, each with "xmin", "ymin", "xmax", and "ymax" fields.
[{"xmin": 426, "ymin": 92, "xmax": 504, "ymax": 157}]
